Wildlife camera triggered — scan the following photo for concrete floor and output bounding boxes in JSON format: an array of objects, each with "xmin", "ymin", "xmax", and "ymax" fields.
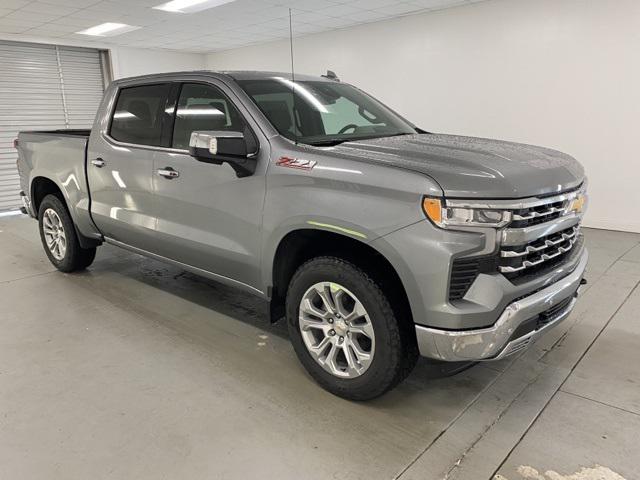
[{"xmin": 1, "ymin": 215, "xmax": 639, "ymax": 480}]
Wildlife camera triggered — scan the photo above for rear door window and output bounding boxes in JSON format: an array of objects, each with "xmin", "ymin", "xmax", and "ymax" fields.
[{"xmin": 110, "ymin": 83, "xmax": 171, "ymax": 147}]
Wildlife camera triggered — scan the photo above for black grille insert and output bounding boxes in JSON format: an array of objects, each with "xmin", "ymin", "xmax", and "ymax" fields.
[
  {"xmin": 449, "ymin": 256, "xmax": 498, "ymax": 301},
  {"xmin": 449, "ymin": 258, "xmax": 480, "ymax": 301},
  {"xmin": 509, "ymin": 295, "xmax": 575, "ymax": 340}
]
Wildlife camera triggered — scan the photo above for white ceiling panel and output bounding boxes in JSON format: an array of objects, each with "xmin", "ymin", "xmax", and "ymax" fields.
[
  {"xmin": 4, "ymin": 9, "xmax": 62, "ymax": 22},
  {"xmin": 19, "ymin": 2, "xmax": 78, "ymax": 15},
  {"xmin": 35, "ymin": 0, "xmax": 102, "ymax": 6},
  {"xmin": 347, "ymin": 0, "xmax": 400, "ymax": 8},
  {"xmin": 1, "ymin": 0, "xmax": 32, "ymax": 8},
  {"xmin": 410, "ymin": 0, "xmax": 467, "ymax": 7},
  {"xmin": 374, "ymin": 2, "xmax": 426, "ymax": 14},
  {"xmin": 0, "ymin": 0, "xmax": 484, "ymax": 53},
  {"xmin": 0, "ymin": 18, "xmax": 37, "ymax": 27}
]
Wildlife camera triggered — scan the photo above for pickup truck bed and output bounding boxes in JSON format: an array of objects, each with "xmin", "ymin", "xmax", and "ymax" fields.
[
  {"xmin": 20, "ymin": 129, "xmax": 91, "ymax": 137},
  {"xmin": 17, "ymin": 130, "xmax": 97, "ymax": 242}
]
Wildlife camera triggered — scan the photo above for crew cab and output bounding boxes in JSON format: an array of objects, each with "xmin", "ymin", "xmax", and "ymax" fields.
[{"xmin": 16, "ymin": 71, "xmax": 588, "ymax": 400}]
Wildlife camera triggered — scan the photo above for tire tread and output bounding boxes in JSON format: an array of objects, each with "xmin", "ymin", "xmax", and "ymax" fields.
[
  {"xmin": 286, "ymin": 256, "xmax": 417, "ymax": 401},
  {"xmin": 38, "ymin": 194, "xmax": 97, "ymax": 273}
]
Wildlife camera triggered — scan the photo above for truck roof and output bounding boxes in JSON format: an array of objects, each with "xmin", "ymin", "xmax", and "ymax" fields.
[
  {"xmin": 223, "ymin": 71, "xmax": 333, "ymax": 82},
  {"xmin": 111, "ymin": 70, "xmax": 334, "ymax": 85}
]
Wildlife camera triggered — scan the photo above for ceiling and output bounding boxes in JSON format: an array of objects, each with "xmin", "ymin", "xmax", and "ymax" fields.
[{"xmin": 0, "ymin": 0, "xmax": 483, "ymax": 53}]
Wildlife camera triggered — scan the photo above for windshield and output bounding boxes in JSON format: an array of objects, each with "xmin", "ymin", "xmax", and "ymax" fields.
[{"xmin": 237, "ymin": 78, "xmax": 417, "ymax": 146}]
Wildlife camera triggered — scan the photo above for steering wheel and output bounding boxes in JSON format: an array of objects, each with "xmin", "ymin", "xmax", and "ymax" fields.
[{"xmin": 338, "ymin": 124, "xmax": 359, "ymax": 135}]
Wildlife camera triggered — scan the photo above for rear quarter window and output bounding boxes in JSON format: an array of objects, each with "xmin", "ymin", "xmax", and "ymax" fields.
[{"xmin": 109, "ymin": 84, "xmax": 170, "ymax": 146}]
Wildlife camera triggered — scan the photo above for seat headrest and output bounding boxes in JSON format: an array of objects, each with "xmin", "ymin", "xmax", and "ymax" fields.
[
  {"xmin": 128, "ymin": 100, "xmax": 152, "ymax": 125},
  {"xmin": 182, "ymin": 102, "xmax": 227, "ymax": 130}
]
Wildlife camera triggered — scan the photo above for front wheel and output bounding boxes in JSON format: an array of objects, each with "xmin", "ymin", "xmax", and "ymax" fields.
[
  {"xmin": 38, "ymin": 194, "xmax": 96, "ymax": 272},
  {"xmin": 286, "ymin": 257, "xmax": 417, "ymax": 400}
]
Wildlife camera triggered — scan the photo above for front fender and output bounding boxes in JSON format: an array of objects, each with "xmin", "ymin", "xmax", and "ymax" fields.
[
  {"xmin": 261, "ymin": 215, "xmax": 390, "ymax": 292},
  {"xmin": 259, "ymin": 147, "xmax": 443, "ymax": 296}
]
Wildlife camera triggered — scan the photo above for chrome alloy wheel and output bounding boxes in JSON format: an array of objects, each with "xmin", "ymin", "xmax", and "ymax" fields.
[
  {"xmin": 298, "ymin": 282, "xmax": 375, "ymax": 378},
  {"xmin": 43, "ymin": 208, "xmax": 66, "ymax": 261}
]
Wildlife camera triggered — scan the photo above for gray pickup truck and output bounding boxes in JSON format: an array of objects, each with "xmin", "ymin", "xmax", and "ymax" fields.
[{"xmin": 16, "ymin": 71, "xmax": 588, "ymax": 400}]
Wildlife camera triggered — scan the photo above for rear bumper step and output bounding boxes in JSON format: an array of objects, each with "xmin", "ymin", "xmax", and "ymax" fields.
[{"xmin": 20, "ymin": 192, "xmax": 34, "ymax": 217}]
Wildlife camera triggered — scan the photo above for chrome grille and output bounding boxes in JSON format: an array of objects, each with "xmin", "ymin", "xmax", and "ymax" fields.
[
  {"xmin": 446, "ymin": 185, "xmax": 586, "ymax": 298},
  {"xmin": 497, "ymin": 185, "xmax": 586, "ymax": 281},
  {"xmin": 499, "ymin": 226, "xmax": 580, "ymax": 274},
  {"xmin": 509, "ymin": 200, "xmax": 567, "ymax": 228}
]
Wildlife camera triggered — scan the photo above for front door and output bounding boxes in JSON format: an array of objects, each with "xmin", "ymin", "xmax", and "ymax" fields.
[{"xmin": 151, "ymin": 82, "xmax": 266, "ymax": 291}]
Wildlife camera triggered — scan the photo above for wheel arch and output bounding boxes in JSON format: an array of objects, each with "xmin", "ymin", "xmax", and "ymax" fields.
[
  {"xmin": 30, "ymin": 175, "xmax": 101, "ymax": 249},
  {"xmin": 30, "ymin": 176, "xmax": 64, "ymax": 216},
  {"xmin": 268, "ymin": 228, "xmax": 415, "ymax": 336}
]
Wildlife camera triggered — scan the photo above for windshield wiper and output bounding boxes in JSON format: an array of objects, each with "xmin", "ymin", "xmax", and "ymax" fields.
[
  {"xmin": 306, "ymin": 139, "xmax": 349, "ymax": 147},
  {"xmin": 306, "ymin": 132, "xmax": 415, "ymax": 147},
  {"xmin": 382, "ymin": 132, "xmax": 414, "ymax": 139}
]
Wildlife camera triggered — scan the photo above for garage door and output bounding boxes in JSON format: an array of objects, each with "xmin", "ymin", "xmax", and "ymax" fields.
[{"xmin": 0, "ymin": 41, "xmax": 107, "ymax": 212}]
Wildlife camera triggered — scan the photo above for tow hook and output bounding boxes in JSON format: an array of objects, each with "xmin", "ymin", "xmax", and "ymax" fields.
[{"xmin": 576, "ymin": 278, "xmax": 588, "ymax": 297}]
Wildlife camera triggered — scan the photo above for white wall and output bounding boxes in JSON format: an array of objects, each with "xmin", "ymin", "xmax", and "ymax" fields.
[
  {"xmin": 110, "ymin": 46, "xmax": 206, "ymax": 79},
  {"xmin": 206, "ymin": 0, "xmax": 640, "ymax": 233}
]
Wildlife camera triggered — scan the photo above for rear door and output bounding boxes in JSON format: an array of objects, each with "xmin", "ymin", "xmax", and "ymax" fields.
[
  {"xmin": 87, "ymin": 83, "xmax": 170, "ymax": 247},
  {"xmin": 151, "ymin": 81, "xmax": 266, "ymax": 291}
]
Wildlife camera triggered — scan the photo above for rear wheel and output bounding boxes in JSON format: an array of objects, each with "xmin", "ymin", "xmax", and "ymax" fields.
[
  {"xmin": 38, "ymin": 194, "xmax": 96, "ymax": 272},
  {"xmin": 286, "ymin": 256, "xmax": 417, "ymax": 400}
]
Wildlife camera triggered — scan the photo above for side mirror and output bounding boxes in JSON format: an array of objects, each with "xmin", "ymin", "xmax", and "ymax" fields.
[{"xmin": 189, "ymin": 130, "xmax": 258, "ymax": 177}]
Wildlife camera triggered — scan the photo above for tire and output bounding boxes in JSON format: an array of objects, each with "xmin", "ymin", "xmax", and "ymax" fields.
[
  {"xmin": 286, "ymin": 256, "xmax": 418, "ymax": 401},
  {"xmin": 38, "ymin": 194, "xmax": 97, "ymax": 273}
]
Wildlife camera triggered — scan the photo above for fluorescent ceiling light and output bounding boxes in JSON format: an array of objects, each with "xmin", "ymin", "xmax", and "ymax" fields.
[
  {"xmin": 113, "ymin": 111, "xmax": 136, "ymax": 119},
  {"xmin": 76, "ymin": 23, "xmax": 140, "ymax": 37},
  {"xmin": 153, "ymin": 0, "xmax": 235, "ymax": 14},
  {"xmin": 176, "ymin": 108, "xmax": 225, "ymax": 116}
]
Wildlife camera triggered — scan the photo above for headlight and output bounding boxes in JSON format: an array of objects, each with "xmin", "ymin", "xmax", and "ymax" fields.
[{"xmin": 422, "ymin": 197, "xmax": 512, "ymax": 229}]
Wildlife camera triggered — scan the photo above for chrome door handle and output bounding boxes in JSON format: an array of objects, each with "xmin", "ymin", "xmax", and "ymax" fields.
[
  {"xmin": 91, "ymin": 158, "xmax": 105, "ymax": 168},
  {"xmin": 157, "ymin": 167, "xmax": 179, "ymax": 179}
]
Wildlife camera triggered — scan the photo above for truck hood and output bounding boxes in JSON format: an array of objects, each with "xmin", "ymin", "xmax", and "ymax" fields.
[{"xmin": 332, "ymin": 134, "xmax": 584, "ymax": 198}]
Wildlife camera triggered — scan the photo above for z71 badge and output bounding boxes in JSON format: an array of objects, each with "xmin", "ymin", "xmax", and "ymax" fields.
[{"xmin": 276, "ymin": 157, "xmax": 317, "ymax": 170}]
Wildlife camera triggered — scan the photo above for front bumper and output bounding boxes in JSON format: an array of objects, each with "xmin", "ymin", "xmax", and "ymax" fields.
[{"xmin": 415, "ymin": 247, "xmax": 588, "ymax": 361}]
